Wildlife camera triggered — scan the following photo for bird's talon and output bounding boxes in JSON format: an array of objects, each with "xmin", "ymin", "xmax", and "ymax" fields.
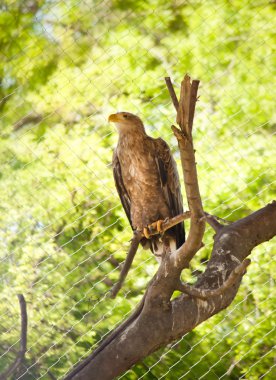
[
  {"xmin": 145, "ymin": 219, "xmax": 165, "ymax": 236},
  {"xmin": 143, "ymin": 227, "xmax": 150, "ymax": 239},
  {"xmin": 156, "ymin": 220, "xmax": 163, "ymax": 233}
]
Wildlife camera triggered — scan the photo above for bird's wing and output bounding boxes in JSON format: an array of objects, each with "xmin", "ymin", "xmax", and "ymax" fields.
[
  {"xmin": 154, "ymin": 137, "xmax": 185, "ymax": 247},
  {"xmin": 112, "ymin": 150, "xmax": 133, "ymax": 230}
]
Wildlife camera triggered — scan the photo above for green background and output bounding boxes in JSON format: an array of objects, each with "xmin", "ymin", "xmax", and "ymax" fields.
[{"xmin": 0, "ymin": 0, "xmax": 275, "ymax": 379}]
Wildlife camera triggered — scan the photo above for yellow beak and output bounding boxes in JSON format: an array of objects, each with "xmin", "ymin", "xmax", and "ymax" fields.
[{"xmin": 108, "ymin": 113, "xmax": 120, "ymax": 122}]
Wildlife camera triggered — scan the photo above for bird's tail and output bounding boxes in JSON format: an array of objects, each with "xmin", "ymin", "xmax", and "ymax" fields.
[{"xmin": 148, "ymin": 236, "xmax": 177, "ymax": 262}]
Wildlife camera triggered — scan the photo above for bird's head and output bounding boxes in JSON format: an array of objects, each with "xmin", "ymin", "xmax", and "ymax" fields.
[{"xmin": 108, "ymin": 112, "xmax": 145, "ymax": 133}]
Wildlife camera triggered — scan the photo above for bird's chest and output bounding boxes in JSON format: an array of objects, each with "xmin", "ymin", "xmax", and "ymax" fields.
[
  {"xmin": 117, "ymin": 138, "xmax": 158, "ymax": 190},
  {"xmin": 115, "ymin": 135, "xmax": 170, "ymax": 228}
]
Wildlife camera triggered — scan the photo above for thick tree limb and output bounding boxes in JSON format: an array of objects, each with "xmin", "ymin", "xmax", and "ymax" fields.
[
  {"xmin": 0, "ymin": 294, "xmax": 28, "ymax": 380},
  {"xmin": 64, "ymin": 290, "xmax": 148, "ymax": 380},
  {"xmin": 65, "ymin": 202, "xmax": 276, "ymax": 379}
]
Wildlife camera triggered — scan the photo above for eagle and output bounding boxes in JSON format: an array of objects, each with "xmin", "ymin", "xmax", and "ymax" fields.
[{"xmin": 108, "ymin": 112, "xmax": 185, "ymax": 259}]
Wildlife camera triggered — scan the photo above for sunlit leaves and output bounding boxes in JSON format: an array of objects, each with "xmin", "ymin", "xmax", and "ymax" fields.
[{"xmin": 0, "ymin": 0, "xmax": 275, "ymax": 378}]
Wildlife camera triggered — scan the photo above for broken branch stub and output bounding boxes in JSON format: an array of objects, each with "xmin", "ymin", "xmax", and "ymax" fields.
[
  {"xmin": 177, "ymin": 74, "xmax": 193, "ymax": 136},
  {"xmin": 165, "ymin": 77, "xmax": 179, "ymax": 112},
  {"xmin": 188, "ymin": 80, "xmax": 200, "ymax": 132}
]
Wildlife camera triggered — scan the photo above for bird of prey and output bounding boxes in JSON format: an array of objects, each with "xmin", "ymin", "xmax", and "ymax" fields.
[{"xmin": 108, "ymin": 112, "xmax": 185, "ymax": 259}]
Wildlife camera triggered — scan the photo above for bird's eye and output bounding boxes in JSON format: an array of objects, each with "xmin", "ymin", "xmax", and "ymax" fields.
[{"xmin": 123, "ymin": 114, "xmax": 128, "ymax": 118}]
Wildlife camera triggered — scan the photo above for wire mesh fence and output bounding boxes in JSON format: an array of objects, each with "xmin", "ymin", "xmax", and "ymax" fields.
[{"xmin": 0, "ymin": 0, "xmax": 275, "ymax": 379}]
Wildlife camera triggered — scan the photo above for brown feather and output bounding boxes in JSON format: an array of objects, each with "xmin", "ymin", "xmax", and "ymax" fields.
[{"xmin": 111, "ymin": 112, "xmax": 185, "ymax": 255}]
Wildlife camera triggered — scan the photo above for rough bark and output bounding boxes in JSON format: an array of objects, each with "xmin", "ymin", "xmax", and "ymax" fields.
[{"xmin": 64, "ymin": 74, "xmax": 276, "ymax": 380}]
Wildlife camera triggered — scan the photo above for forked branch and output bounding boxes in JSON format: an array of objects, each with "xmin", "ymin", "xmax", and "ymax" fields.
[{"xmin": 167, "ymin": 75, "xmax": 205, "ymax": 268}]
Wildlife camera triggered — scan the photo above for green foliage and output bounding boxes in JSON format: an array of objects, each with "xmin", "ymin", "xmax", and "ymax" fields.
[{"xmin": 0, "ymin": 0, "xmax": 275, "ymax": 379}]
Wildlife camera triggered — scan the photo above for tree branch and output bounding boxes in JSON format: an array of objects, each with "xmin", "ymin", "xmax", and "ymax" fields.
[
  {"xmin": 204, "ymin": 212, "xmax": 224, "ymax": 232},
  {"xmin": 176, "ymin": 258, "xmax": 251, "ymax": 299},
  {"xmin": 0, "ymin": 294, "xmax": 28, "ymax": 380},
  {"xmin": 188, "ymin": 80, "xmax": 200, "ymax": 131},
  {"xmin": 165, "ymin": 77, "xmax": 179, "ymax": 111},
  {"xmin": 110, "ymin": 231, "xmax": 142, "ymax": 298},
  {"xmin": 144, "ymin": 211, "xmax": 191, "ymax": 237},
  {"xmin": 13, "ymin": 112, "xmax": 43, "ymax": 131}
]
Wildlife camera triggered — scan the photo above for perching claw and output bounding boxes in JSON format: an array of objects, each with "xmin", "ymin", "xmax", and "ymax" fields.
[
  {"xmin": 143, "ymin": 219, "xmax": 169, "ymax": 238},
  {"xmin": 143, "ymin": 227, "xmax": 150, "ymax": 239}
]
